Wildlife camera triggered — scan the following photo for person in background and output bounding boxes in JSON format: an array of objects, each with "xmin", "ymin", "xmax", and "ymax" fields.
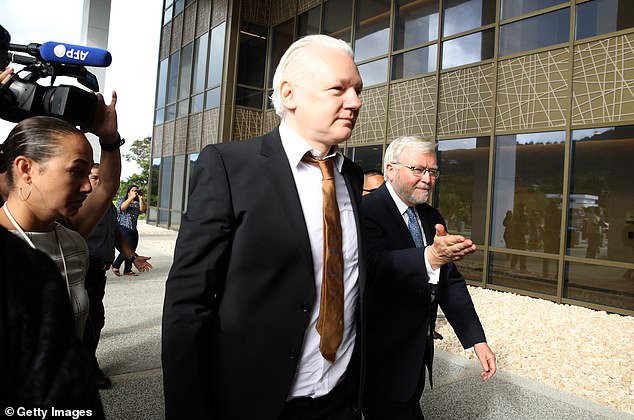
[
  {"xmin": 363, "ymin": 169, "xmax": 384, "ymax": 195},
  {"xmin": 362, "ymin": 136, "xmax": 496, "ymax": 420},
  {"xmin": 83, "ymin": 163, "xmax": 153, "ymax": 389},
  {"xmin": 162, "ymin": 34, "xmax": 365, "ymax": 420},
  {"xmin": 111, "ymin": 184, "xmax": 146, "ymax": 276}
]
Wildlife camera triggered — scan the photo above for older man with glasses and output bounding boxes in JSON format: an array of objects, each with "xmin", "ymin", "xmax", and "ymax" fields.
[{"xmin": 362, "ymin": 135, "xmax": 496, "ymax": 420}]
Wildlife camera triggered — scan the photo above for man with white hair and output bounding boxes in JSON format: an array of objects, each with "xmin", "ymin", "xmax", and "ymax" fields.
[
  {"xmin": 162, "ymin": 35, "xmax": 365, "ymax": 420},
  {"xmin": 362, "ymin": 136, "xmax": 496, "ymax": 420}
]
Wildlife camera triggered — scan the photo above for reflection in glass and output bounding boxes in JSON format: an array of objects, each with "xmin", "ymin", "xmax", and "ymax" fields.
[
  {"xmin": 192, "ymin": 34, "xmax": 209, "ymax": 94},
  {"xmin": 297, "ymin": 6, "xmax": 320, "ymax": 38},
  {"xmin": 177, "ymin": 99, "xmax": 189, "ymax": 118},
  {"xmin": 205, "ymin": 87, "xmax": 220, "ymax": 109},
  {"xmin": 358, "ymin": 58, "xmax": 388, "ymax": 87},
  {"xmin": 236, "ymin": 86, "xmax": 263, "ymax": 109},
  {"xmin": 166, "ymin": 104, "xmax": 176, "ymax": 122},
  {"xmin": 184, "ymin": 153, "xmax": 199, "ymax": 211},
  {"xmin": 391, "ymin": 44, "xmax": 437, "ymax": 80},
  {"xmin": 455, "ymin": 248, "xmax": 484, "ymax": 283},
  {"xmin": 190, "ymin": 93, "xmax": 204, "ymax": 113},
  {"xmin": 576, "ymin": 0, "xmax": 634, "ymax": 40},
  {"xmin": 170, "ymin": 211, "xmax": 181, "ymax": 229},
  {"xmin": 167, "ymin": 51, "xmax": 180, "ymax": 104},
  {"xmin": 148, "ymin": 208, "xmax": 157, "ymax": 223},
  {"xmin": 347, "ymin": 145, "xmax": 383, "ymax": 172},
  {"xmin": 171, "ymin": 155, "xmax": 186, "ymax": 211},
  {"xmin": 489, "ymin": 251, "xmax": 558, "ymax": 295},
  {"xmin": 569, "ymin": 126, "xmax": 634, "ymax": 263},
  {"xmin": 164, "ymin": 6, "xmax": 173, "ymax": 25},
  {"xmin": 499, "ymin": 8, "xmax": 569, "ymax": 57},
  {"xmin": 268, "ymin": 20, "xmax": 294, "ymax": 89},
  {"xmin": 566, "ymin": 262, "xmax": 634, "ymax": 310},
  {"xmin": 208, "ymin": 23, "xmax": 226, "ymax": 88},
  {"xmin": 237, "ymin": 22, "xmax": 265, "ymax": 87},
  {"xmin": 155, "ymin": 108, "xmax": 165, "ymax": 125},
  {"xmin": 150, "ymin": 157, "xmax": 161, "ymax": 207},
  {"xmin": 354, "ymin": 0, "xmax": 391, "ymax": 62},
  {"xmin": 441, "ymin": 28, "xmax": 494, "ymax": 69},
  {"xmin": 393, "ymin": 0, "xmax": 439, "ymax": 51},
  {"xmin": 443, "ymin": 0, "xmax": 496, "ymax": 37},
  {"xmin": 179, "ymin": 43, "xmax": 193, "ymax": 100},
  {"xmin": 156, "ymin": 58, "xmax": 168, "ymax": 108},
  {"xmin": 501, "ymin": 0, "xmax": 565, "ymax": 21},
  {"xmin": 324, "ymin": 0, "xmax": 353, "ymax": 42},
  {"xmin": 160, "ymin": 156, "xmax": 173, "ymax": 209},
  {"xmin": 436, "ymin": 137, "xmax": 490, "ymax": 243},
  {"xmin": 491, "ymin": 132, "xmax": 565, "ymax": 259}
]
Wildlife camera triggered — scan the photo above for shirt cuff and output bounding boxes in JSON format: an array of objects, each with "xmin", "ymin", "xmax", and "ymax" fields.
[{"xmin": 424, "ymin": 247, "xmax": 441, "ymax": 284}]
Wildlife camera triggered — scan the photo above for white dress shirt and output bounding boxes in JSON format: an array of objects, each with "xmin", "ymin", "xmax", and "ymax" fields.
[
  {"xmin": 386, "ymin": 181, "xmax": 440, "ymax": 284},
  {"xmin": 279, "ymin": 120, "xmax": 360, "ymax": 399}
]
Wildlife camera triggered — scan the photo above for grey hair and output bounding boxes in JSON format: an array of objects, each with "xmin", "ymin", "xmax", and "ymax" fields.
[
  {"xmin": 270, "ymin": 35, "xmax": 354, "ymax": 118},
  {"xmin": 383, "ymin": 136, "xmax": 437, "ymax": 181}
]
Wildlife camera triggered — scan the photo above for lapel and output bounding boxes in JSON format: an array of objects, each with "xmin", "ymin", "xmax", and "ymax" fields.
[
  {"xmin": 258, "ymin": 128, "xmax": 313, "ymax": 270},
  {"xmin": 342, "ymin": 158, "xmax": 365, "ymax": 292},
  {"xmin": 415, "ymin": 205, "xmax": 435, "ymax": 246}
]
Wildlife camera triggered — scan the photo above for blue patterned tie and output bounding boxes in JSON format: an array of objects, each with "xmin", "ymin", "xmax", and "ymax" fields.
[{"xmin": 406, "ymin": 207, "xmax": 424, "ymax": 248}]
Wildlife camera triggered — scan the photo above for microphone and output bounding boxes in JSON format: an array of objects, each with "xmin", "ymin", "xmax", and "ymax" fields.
[{"xmin": 39, "ymin": 42, "xmax": 112, "ymax": 67}]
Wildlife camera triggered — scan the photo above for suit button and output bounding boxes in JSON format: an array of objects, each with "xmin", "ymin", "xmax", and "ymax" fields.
[
  {"xmin": 300, "ymin": 303, "xmax": 310, "ymax": 313},
  {"xmin": 288, "ymin": 350, "xmax": 298, "ymax": 360}
]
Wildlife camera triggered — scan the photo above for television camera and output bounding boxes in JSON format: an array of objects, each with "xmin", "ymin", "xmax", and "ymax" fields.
[{"xmin": 0, "ymin": 24, "xmax": 112, "ymax": 128}]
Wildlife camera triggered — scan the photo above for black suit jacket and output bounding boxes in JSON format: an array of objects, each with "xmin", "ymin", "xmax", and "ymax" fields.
[
  {"xmin": 161, "ymin": 127, "xmax": 366, "ymax": 420},
  {"xmin": 362, "ymin": 183, "xmax": 485, "ymax": 403}
]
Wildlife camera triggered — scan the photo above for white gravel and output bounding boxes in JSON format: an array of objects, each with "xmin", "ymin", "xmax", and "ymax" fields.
[{"xmin": 436, "ymin": 286, "xmax": 634, "ymax": 414}]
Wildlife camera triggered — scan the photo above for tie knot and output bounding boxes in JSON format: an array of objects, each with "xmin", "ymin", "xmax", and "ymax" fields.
[{"xmin": 302, "ymin": 152, "xmax": 335, "ymax": 180}]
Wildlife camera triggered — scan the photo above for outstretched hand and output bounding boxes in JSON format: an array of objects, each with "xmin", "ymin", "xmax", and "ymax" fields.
[
  {"xmin": 425, "ymin": 224, "xmax": 477, "ymax": 270},
  {"xmin": 133, "ymin": 255, "xmax": 153, "ymax": 273}
]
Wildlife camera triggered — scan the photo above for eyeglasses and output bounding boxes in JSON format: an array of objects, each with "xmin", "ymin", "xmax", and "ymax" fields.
[{"xmin": 391, "ymin": 162, "xmax": 440, "ymax": 179}]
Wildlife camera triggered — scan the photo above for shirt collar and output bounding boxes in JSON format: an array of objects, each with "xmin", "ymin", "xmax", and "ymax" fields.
[
  {"xmin": 279, "ymin": 120, "xmax": 344, "ymax": 172},
  {"xmin": 386, "ymin": 181, "xmax": 412, "ymax": 216}
]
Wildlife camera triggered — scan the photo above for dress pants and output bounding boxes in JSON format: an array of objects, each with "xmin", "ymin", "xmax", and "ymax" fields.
[
  {"xmin": 281, "ymin": 375, "xmax": 360, "ymax": 420},
  {"xmin": 83, "ymin": 258, "xmax": 109, "ymax": 373},
  {"xmin": 112, "ymin": 226, "xmax": 138, "ymax": 273}
]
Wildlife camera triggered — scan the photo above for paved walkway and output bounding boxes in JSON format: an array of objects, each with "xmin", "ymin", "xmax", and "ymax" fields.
[{"xmin": 98, "ymin": 226, "xmax": 633, "ymax": 419}]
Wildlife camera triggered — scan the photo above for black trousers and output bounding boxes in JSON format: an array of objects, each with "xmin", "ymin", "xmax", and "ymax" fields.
[
  {"xmin": 82, "ymin": 259, "xmax": 109, "ymax": 373},
  {"xmin": 281, "ymin": 375, "xmax": 360, "ymax": 420}
]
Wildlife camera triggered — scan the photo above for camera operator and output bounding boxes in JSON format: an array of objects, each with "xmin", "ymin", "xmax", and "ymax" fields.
[{"xmin": 111, "ymin": 185, "xmax": 146, "ymax": 276}]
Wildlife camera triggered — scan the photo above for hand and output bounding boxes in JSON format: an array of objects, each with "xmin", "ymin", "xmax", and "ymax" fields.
[
  {"xmin": 84, "ymin": 90, "xmax": 118, "ymax": 143},
  {"xmin": 1, "ymin": 66, "xmax": 14, "ymax": 84},
  {"xmin": 426, "ymin": 224, "xmax": 477, "ymax": 269},
  {"xmin": 132, "ymin": 255, "xmax": 152, "ymax": 272},
  {"xmin": 473, "ymin": 342, "xmax": 497, "ymax": 382}
]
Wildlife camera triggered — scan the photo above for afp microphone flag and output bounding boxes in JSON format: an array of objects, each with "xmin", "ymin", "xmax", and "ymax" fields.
[{"xmin": 39, "ymin": 41, "xmax": 112, "ymax": 67}]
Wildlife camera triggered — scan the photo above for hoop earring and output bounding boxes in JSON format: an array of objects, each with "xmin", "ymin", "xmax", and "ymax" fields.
[{"xmin": 19, "ymin": 184, "xmax": 32, "ymax": 202}]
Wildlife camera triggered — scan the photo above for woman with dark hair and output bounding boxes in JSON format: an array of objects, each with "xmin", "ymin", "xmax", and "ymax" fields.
[{"xmin": 111, "ymin": 184, "xmax": 146, "ymax": 276}]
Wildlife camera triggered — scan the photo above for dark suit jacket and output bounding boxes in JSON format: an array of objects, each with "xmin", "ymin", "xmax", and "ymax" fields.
[
  {"xmin": 362, "ymin": 183, "xmax": 485, "ymax": 403},
  {"xmin": 161, "ymin": 127, "xmax": 366, "ymax": 420}
]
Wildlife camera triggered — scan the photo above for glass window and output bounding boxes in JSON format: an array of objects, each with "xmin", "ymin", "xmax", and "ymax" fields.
[
  {"xmin": 358, "ymin": 58, "xmax": 388, "ymax": 87},
  {"xmin": 324, "ymin": 0, "xmax": 353, "ymax": 43},
  {"xmin": 174, "ymin": 0, "xmax": 184, "ymax": 16},
  {"xmin": 150, "ymin": 157, "xmax": 161, "ymax": 207},
  {"xmin": 235, "ymin": 87, "xmax": 263, "ymax": 109},
  {"xmin": 167, "ymin": 51, "xmax": 180, "ymax": 104},
  {"xmin": 166, "ymin": 104, "xmax": 176, "ymax": 122},
  {"xmin": 155, "ymin": 108, "xmax": 165, "ymax": 125},
  {"xmin": 491, "ymin": 132, "xmax": 565, "ymax": 261},
  {"xmin": 205, "ymin": 87, "xmax": 220, "ymax": 109},
  {"xmin": 499, "ymin": 8, "xmax": 570, "ymax": 57},
  {"xmin": 268, "ymin": 20, "xmax": 294, "ymax": 89},
  {"xmin": 347, "ymin": 145, "xmax": 383, "ymax": 172},
  {"xmin": 568, "ymin": 126, "xmax": 634, "ymax": 263},
  {"xmin": 171, "ymin": 155, "xmax": 186, "ymax": 211},
  {"xmin": 443, "ymin": 0, "xmax": 496, "ymax": 37},
  {"xmin": 164, "ymin": 6, "xmax": 173, "ymax": 25},
  {"xmin": 178, "ymin": 43, "xmax": 193, "ymax": 100},
  {"xmin": 238, "ymin": 22, "xmax": 267, "ymax": 88},
  {"xmin": 156, "ymin": 58, "xmax": 169, "ymax": 108},
  {"xmin": 192, "ymin": 34, "xmax": 209, "ymax": 94},
  {"xmin": 391, "ymin": 44, "xmax": 437, "ymax": 80},
  {"xmin": 208, "ymin": 23, "xmax": 226, "ymax": 88},
  {"xmin": 177, "ymin": 99, "xmax": 189, "ymax": 118},
  {"xmin": 442, "ymin": 28, "xmax": 494, "ymax": 69},
  {"xmin": 576, "ymin": 0, "xmax": 634, "ymax": 40},
  {"xmin": 565, "ymin": 262, "xmax": 634, "ymax": 311},
  {"xmin": 354, "ymin": 0, "xmax": 391, "ymax": 62},
  {"xmin": 436, "ymin": 137, "xmax": 490, "ymax": 244},
  {"xmin": 184, "ymin": 152, "xmax": 199, "ymax": 211},
  {"xmin": 501, "ymin": 0, "xmax": 565, "ymax": 21},
  {"xmin": 297, "ymin": 6, "xmax": 320, "ymax": 38},
  {"xmin": 160, "ymin": 156, "xmax": 173, "ymax": 209},
  {"xmin": 394, "ymin": 0, "xmax": 439, "ymax": 51},
  {"xmin": 191, "ymin": 93, "xmax": 204, "ymax": 113},
  {"xmin": 489, "ymin": 251, "xmax": 558, "ymax": 295}
]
